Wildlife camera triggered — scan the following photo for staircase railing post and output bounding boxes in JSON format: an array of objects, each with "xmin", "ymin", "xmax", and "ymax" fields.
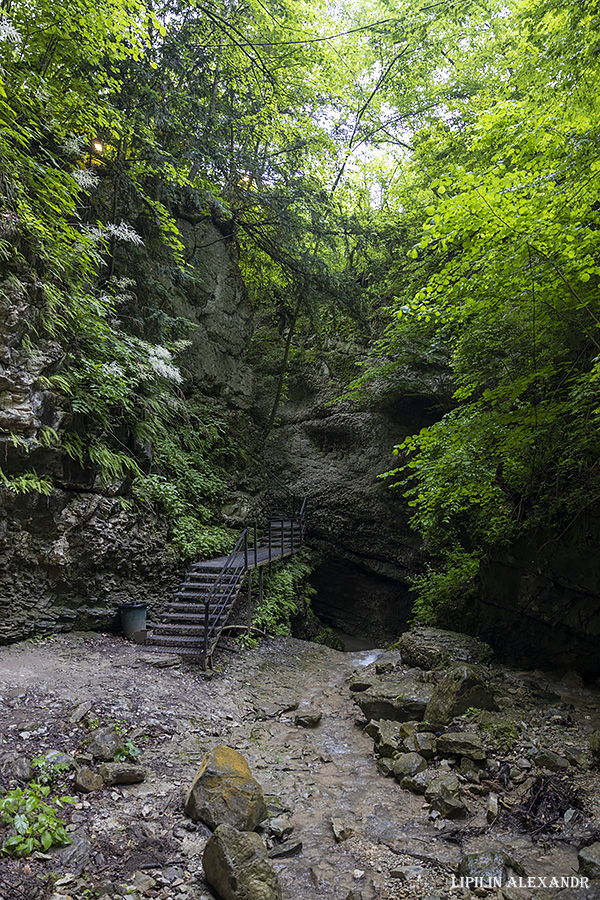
[
  {"xmin": 253, "ymin": 521, "xmax": 258, "ymax": 569},
  {"xmin": 247, "ymin": 571, "xmax": 252, "ymax": 632},
  {"xmin": 268, "ymin": 521, "xmax": 272, "ymax": 573},
  {"xmin": 280, "ymin": 519, "xmax": 284, "ymax": 556},
  {"xmin": 291, "ymin": 514, "xmax": 295, "ymax": 554},
  {"xmin": 203, "ymin": 600, "xmax": 209, "ymax": 670}
]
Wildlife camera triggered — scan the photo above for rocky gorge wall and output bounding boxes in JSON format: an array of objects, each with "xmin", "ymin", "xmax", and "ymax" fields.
[
  {"xmin": 259, "ymin": 354, "xmax": 446, "ymax": 646},
  {"xmin": 0, "ymin": 220, "xmax": 254, "ymax": 643}
]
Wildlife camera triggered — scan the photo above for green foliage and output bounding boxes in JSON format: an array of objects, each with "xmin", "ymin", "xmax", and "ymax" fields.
[
  {"xmin": 0, "ymin": 469, "xmax": 53, "ymax": 496},
  {"xmin": 362, "ymin": 0, "xmax": 600, "ymax": 621},
  {"xmin": 0, "ymin": 784, "xmax": 73, "ymax": 858},
  {"xmin": 30, "ymin": 756, "xmax": 71, "ymax": 787},
  {"xmin": 114, "ymin": 738, "xmax": 141, "ymax": 763},
  {"xmin": 249, "ymin": 551, "xmax": 316, "ymax": 638}
]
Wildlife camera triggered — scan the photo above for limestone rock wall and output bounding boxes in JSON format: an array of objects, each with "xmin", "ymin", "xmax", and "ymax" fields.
[
  {"xmin": 0, "ymin": 221, "xmax": 253, "ymax": 641},
  {"xmin": 261, "ymin": 357, "xmax": 445, "ymax": 645}
]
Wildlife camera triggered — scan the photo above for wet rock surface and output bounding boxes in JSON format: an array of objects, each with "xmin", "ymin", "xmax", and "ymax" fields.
[{"xmin": 0, "ymin": 631, "xmax": 599, "ymax": 900}]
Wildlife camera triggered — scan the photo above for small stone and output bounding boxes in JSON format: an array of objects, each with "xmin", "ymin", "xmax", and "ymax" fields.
[
  {"xmin": 375, "ymin": 662, "xmax": 394, "ymax": 675},
  {"xmin": 486, "ymin": 793, "xmax": 499, "ymax": 824},
  {"xmin": 365, "ymin": 719, "xmax": 404, "ymax": 757},
  {"xmin": 331, "ymin": 818, "xmax": 353, "ymax": 843},
  {"xmin": 133, "ymin": 871, "xmax": 157, "ymax": 892},
  {"xmin": 458, "ymin": 849, "xmax": 521, "ymax": 881},
  {"xmin": 294, "ymin": 709, "xmax": 322, "ymax": 727},
  {"xmin": 99, "ymin": 762, "xmax": 146, "ymax": 786},
  {"xmin": 353, "ymin": 869, "xmax": 365, "ymax": 880},
  {"xmin": 424, "ymin": 774, "xmax": 466, "ymax": 819},
  {"xmin": 85, "ymin": 726, "xmax": 123, "ymax": 762},
  {"xmin": 203, "ymin": 823, "xmax": 282, "ymax": 900},
  {"xmin": 459, "ymin": 757, "xmax": 482, "ymax": 782},
  {"xmin": 401, "ymin": 769, "xmax": 434, "ymax": 795},
  {"xmin": 404, "ymin": 731, "xmax": 437, "ymax": 759},
  {"xmin": 268, "ymin": 840, "xmax": 303, "ymax": 858},
  {"xmin": 269, "ymin": 815, "xmax": 293, "ymax": 840},
  {"xmin": 43, "ymin": 750, "xmax": 78, "ymax": 769},
  {"xmin": 390, "ymin": 866, "xmax": 426, "ymax": 882},
  {"xmin": 69, "ymin": 701, "xmax": 93, "ymax": 723},
  {"xmin": 138, "ymin": 654, "xmax": 181, "ymax": 668},
  {"xmin": 376, "ymin": 757, "xmax": 395, "ymax": 777}
]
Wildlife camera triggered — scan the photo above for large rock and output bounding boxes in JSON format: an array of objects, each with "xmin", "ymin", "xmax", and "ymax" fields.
[
  {"xmin": 458, "ymin": 850, "xmax": 516, "ymax": 881},
  {"xmin": 365, "ymin": 719, "xmax": 405, "ymax": 757},
  {"xmin": 354, "ymin": 677, "xmax": 435, "ymax": 723},
  {"xmin": 392, "ymin": 753, "xmax": 426, "ymax": 782},
  {"xmin": 185, "ymin": 745, "xmax": 268, "ymax": 832},
  {"xmin": 424, "ymin": 665, "xmax": 498, "ymax": 725},
  {"xmin": 424, "ymin": 774, "xmax": 466, "ymax": 819},
  {"xmin": 436, "ymin": 732, "xmax": 486, "ymax": 761},
  {"xmin": 398, "ymin": 627, "xmax": 493, "ymax": 670},
  {"xmin": 203, "ymin": 823, "xmax": 282, "ymax": 900},
  {"xmin": 578, "ymin": 843, "xmax": 600, "ymax": 879}
]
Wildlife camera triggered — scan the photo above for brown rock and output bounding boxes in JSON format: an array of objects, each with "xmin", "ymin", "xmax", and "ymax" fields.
[
  {"xmin": 185, "ymin": 745, "xmax": 268, "ymax": 832},
  {"xmin": 203, "ymin": 823, "xmax": 282, "ymax": 900}
]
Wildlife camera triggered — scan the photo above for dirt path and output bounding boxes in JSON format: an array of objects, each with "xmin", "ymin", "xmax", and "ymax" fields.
[{"xmin": 0, "ymin": 632, "xmax": 599, "ymax": 900}]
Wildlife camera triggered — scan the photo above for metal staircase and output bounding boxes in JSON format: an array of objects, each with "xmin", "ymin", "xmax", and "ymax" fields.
[{"xmin": 146, "ymin": 493, "xmax": 306, "ymax": 668}]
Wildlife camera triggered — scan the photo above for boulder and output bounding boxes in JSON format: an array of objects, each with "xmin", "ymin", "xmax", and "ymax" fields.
[
  {"xmin": 589, "ymin": 731, "xmax": 600, "ymax": 760},
  {"xmin": 365, "ymin": 719, "xmax": 405, "ymax": 757},
  {"xmin": 533, "ymin": 748, "xmax": 569, "ymax": 771},
  {"xmin": 392, "ymin": 752, "xmax": 427, "ymax": 782},
  {"xmin": 203, "ymin": 823, "xmax": 282, "ymax": 900},
  {"xmin": 436, "ymin": 732, "xmax": 486, "ymax": 761},
  {"xmin": 458, "ymin": 849, "xmax": 521, "ymax": 881},
  {"xmin": 424, "ymin": 665, "xmax": 498, "ymax": 725},
  {"xmin": 398, "ymin": 627, "xmax": 493, "ymax": 670},
  {"xmin": 185, "ymin": 745, "xmax": 268, "ymax": 832},
  {"xmin": 424, "ymin": 774, "xmax": 465, "ymax": 818},
  {"xmin": 578, "ymin": 843, "xmax": 600, "ymax": 880},
  {"xmin": 354, "ymin": 678, "xmax": 435, "ymax": 723}
]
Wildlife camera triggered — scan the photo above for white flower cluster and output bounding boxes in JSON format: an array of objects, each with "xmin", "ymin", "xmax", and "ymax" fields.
[
  {"xmin": 64, "ymin": 135, "xmax": 87, "ymax": 156},
  {"xmin": 0, "ymin": 18, "xmax": 21, "ymax": 43},
  {"xmin": 101, "ymin": 362, "xmax": 125, "ymax": 379},
  {"xmin": 147, "ymin": 345, "xmax": 183, "ymax": 384},
  {"xmin": 71, "ymin": 169, "xmax": 99, "ymax": 191},
  {"xmin": 83, "ymin": 222, "xmax": 144, "ymax": 246},
  {"xmin": 105, "ymin": 222, "xmax": 144, "ymax": 245}
]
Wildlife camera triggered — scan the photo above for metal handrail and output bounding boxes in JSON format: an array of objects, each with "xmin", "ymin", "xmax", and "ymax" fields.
[{"xmin": 200, "ymin": 495, "xmax": 307, "ymax": 664}]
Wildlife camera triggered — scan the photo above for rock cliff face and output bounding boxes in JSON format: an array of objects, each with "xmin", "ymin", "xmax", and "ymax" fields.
[
  {"xmin": 474, "ymin": 518, "xmax": 600, "ymax": 676},
  {"xmin": 0, "ymin": 221, "xmax": 253, "ymax": 642},
  {"xmin": 261, "ymin": 357, "xmax": 445, "ymax": 645}
]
